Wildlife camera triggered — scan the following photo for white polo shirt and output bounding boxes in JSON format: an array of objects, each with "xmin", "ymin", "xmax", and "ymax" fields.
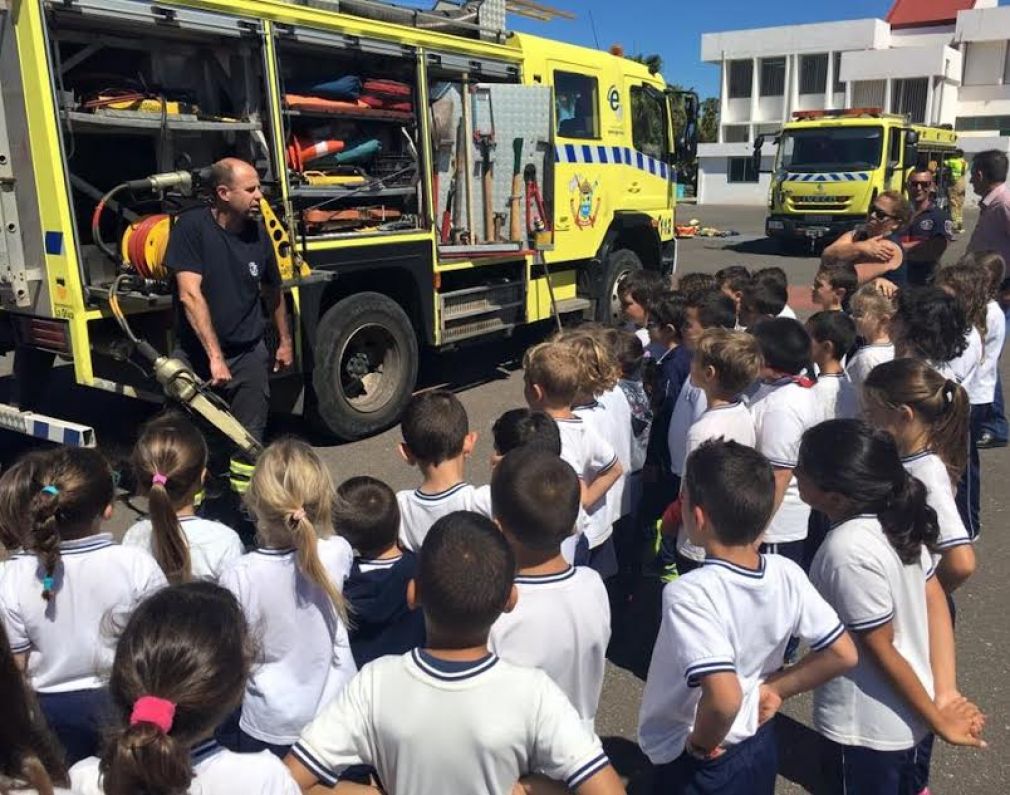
[
  {"xmin": 749, "ymin": 379, "xmax": 822, "ymax": 544},
  {"xmin": 292, "ymin": 650, "xmax": 610, "ymax": 794},
  {"xmin": 598, "ymin": 387, "xmax": 635, "ymax": 521},
  {"xmin": 638, "ymin": 555, "xmax": 843, "ymax": 765},
  {"xmin": 219, "ymin": 537, "xmax": 356, "ymax": 745},
  {"xmin": 0, "ymin": 534, "xmax": 166, "ymax": 692},
  {"xmin": 667, "ymin": 379, "xmax": 708, "ymax": 478},
  {"xmin": 556, "ymin": 417, "xmax": 619, "ymax": 549},
  {"xmin": 902, "ymin": 451, "xmax": 971, "ymax": 557},
  {"xmin": 812, "ymin": 373, "xmax": 858, "ymax": 422},
  {"xmin": 677, "ymin": 402, "xmax": 756, "ymax": 563},
  {"xmin": 974, "ymin": 300, "xmax": 1007, "ymax": 404},
  {"xmin": 810, "ymin": 515, "xmax": 934, "ymax": 751},
  {"xmin": 932, "ymin": 327, "xmax": 983, "ymax": 403},
  {"xmin": 397, "ymin": 483, "xmax": 477, "ymax": 552},
  {"xmin": 122, "ymin": 516, "xmax": 244, "ymax": 582},
  {"xmin": 846, "ymin": 343, "xmax": 895, "ymax": 388},
  {"xmin": 488, "ymin": 566, "xmax": 611, "ymax": 729},
  {"xmin": 70, "ymin": 740, "xmax": 301, "ymax": 794}
]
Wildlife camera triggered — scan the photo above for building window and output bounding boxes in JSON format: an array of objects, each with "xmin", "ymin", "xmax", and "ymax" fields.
[
  {"xmin": 631, "ymin": 85, "xmax": 668, "ymax": 159},
  {"xmin": 1003, "ymin": 42, "xmax": 1010, "ymax": 85},
  {"xmin": 852, "ymin": 79, "xmax": 886, "ymax": 109},
  {"xmin": 554, "ymin": 71, "xmax": 599, "ymax": 139},
  {"xmin": 833, "ymin": 52, "xmax": 844, "ymax": 94},
  {"xmin": 728, "ymin": 60, "xmax": 753, "ymax": 99},
  {"xmin": 728, "ymin": 157, "xmax": 759, "ymax": 183},
  {"xmin": 956, "ymin": 115, "xmax": 1010, "ymax": 133},
  {"xmin": 760, "ymin": 57, "xmax": 786, "ymax": 97},
  {"xmin": 799, "ymin": 54, "xmax": 828, "ymax": 95},
  {"xmin": 723, "ymin": 125, "xmax": 749, "ymax": 143},
  {"xmin": 891, "ymin": 77, "xmax": 928, "ymax": 124},
  {"xmin": 961, "ymin": 41, "xmax": 1006, "ymax": 87}
]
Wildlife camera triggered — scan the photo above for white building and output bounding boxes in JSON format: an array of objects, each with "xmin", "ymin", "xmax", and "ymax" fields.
[{"xmin": 697, "ymin": 0, "xmax": 1010, "ymax": 205}]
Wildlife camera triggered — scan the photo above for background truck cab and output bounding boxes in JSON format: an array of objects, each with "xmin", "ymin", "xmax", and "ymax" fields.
[{"xmin": 754, "ymin": 108, "xmax": 957, "ymax": 251}]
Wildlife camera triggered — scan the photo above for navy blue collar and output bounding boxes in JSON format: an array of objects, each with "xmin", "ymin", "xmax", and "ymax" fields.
[
  {"xmin": 707, "ymin": 401, "xmax": 742, "ymax": 412},
  {"xmin": 191, "ymin": 739, "xmax": 224, "ymax": 765},
  {"xmin": 59, "ymin": 533, "xmax": 114, "ymax": 555},
  {"xmin": 515, "ymin": 566, "xmax": 576, "ymax": 585},
  {"xmin": 414, "ymin": 482, "xmax": 470, "ymax": 502},
  {"xmin": 829, "ymin": 513, "xmax": 877, "ymax": 530},
  {"xmin": 900, "ymin": 449, "xmax": 934, "ymax": 464},
  {"xmin": 703, "ymin": 555, "xmax": 766, "ymax": 579},
  {"xmin": 412, "ymin": 648, "xmax": 499, "ymax": 681},
  {"xmin": 253, "ymin": 547, "xmax": 295, "ymax": 556},
  {"xmin": 573, "ymin": 400, "xmax": 600, "ymax": 411}
]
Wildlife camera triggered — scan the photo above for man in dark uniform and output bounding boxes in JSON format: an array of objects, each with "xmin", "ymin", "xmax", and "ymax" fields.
[
  {"xmin": 898, "ymin": 167, "xmax": 953, "ymax": 286},
  {"xmin": 165, "ymin": 157, "xmax": 293, "ymax": 444}
]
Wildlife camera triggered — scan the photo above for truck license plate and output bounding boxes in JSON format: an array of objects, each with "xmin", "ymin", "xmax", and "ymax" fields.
[{"xmin": 805, "ymin": 214, "xmax": 832, "ymax": 224}]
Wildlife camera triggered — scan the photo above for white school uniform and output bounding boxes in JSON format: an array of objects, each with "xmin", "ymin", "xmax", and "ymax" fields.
[
  {"xmin": 846, "ymin": 342, "xmax": 895, "ymax": 388},
  {"xmin": 219, "ymin": 537, "xmax": 356, "ymax": 745},
  {"xmin": 778, "ymin": 304, "xmax": 798, "ymax": 320},
  {"xmin": 809, "ymin": 515, "xmax": 935, "ymax": 751},
  {"xmin": 812, "ymin": 373, "xmax": 859, "ymax": 422},
  {"xmin": 397, "ymin": 482, "xmax": 477, "ymax": 552},
  {"xmin": 675, "ymin": 402, "xmax": 756, "ymax": 563},
  {"xmin": 488, "ymin": 565, "xmax": 611, "ymax": 729},
  {"xmin": 70, "ymin": 740, "xmax": 300, "ymax": 794},
  {"xmin": 122, "ymin": 516, "xmax": 244, "ymax": 582},
  {"xmin": 975, "ymin": 301, "xmax": 1006, "ymax": 405},
  {"xmin": 902, "ymin": 451, "xmax": 971, "ymax": 560},
  {"xmin": 556, "ymin": 416, "xmax": 619, "ymax": 549},
  {"xmin": 291, "ymin": 650, "xmax": 610, "ymax": 794},
  {"xmin": 638, "ymin": 555, "xmax": 843, "ymax": 764},
  {"xmin": 0, "ymin": 534, "xmax": 166, "ymax": 692},
  {"xmin": 667, "ymin": 379, "xmax": 708, "ymax": 479},
  {"xmin": 472, "ymin": 483, "xmax": 587, "ymax": 564},
  {"xmin": 576, "ymin": 390, "xmax": 632, "ymax": 524},
  {"xmin": 749, "ymin": 379, "xmax": 822, "ymax": 544},
  {"xmin": 932, "ymin": 327, "xmax": 983, "ymax": 403}
]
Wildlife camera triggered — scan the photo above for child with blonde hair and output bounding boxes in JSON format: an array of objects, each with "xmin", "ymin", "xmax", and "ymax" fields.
[
  {"xmin": 219, "ymin": 438, "xmax": 355, "ymax": 757},
  {"xmin": 846, "ymin": 284, "xmax": 896, "ymax": 390},
  {"xmin": 125, "ymin": 414, "xmax": 243, "ymax": 583},
  {"xmin": 561, "ymin": 328, "xmax": 630, "ymax": 578}
]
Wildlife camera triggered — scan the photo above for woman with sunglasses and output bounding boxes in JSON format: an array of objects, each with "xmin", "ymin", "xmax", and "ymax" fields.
[
  {"xmin": 823, "ymin": 191, "xmax": 911, "ymax": 288},
  {"xmin": 898, "ymin": 168, "xmax": 953, "ymax": 287}
]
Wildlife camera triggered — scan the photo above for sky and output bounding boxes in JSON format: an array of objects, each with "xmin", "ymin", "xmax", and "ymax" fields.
[{"xmin": 397, "ymin": 0, "xmax": 1009, "ymax": 99}]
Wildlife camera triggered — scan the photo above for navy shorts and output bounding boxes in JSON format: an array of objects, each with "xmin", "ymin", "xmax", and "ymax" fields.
[
  {"xmin": 653, "ymin": 722, "xmax": 777, "ymax": 795},
  {"xmin": 819, "ymin": 737, "xmax": 916, "ymax": 795},
  {"xmin": 587, "ymin": 536, "xmax": 619, "ymax": 580},
  {"xmin": 759, "ymin": 540, "xmax": 805, "ymax": 567},
  {"xmin": 38, "ymin": 687, "xmax": 112, "ymax": 765}
]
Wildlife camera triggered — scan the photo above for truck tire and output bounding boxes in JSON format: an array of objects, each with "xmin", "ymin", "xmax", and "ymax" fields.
[
  {"xmin": 596, "ymin": 249, "xmax": 643, "ymax": 323},
  {"xmin": 311, "ymin": 292, "xmax": 418, "ymax": 441}
]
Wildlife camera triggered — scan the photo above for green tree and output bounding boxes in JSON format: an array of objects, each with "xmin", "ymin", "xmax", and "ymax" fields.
[{"xmin": 699, "ymin": 97, "xmax": 719, "ymax": 143}]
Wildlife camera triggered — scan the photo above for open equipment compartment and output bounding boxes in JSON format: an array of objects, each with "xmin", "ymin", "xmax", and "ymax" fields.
[
  {"xmin": 273, "ymin": 25, "xmax": 423, "ymax": 240},
  {"xmin": 44, "ymin": 0, "xmax": 277, "ymax": 293}
]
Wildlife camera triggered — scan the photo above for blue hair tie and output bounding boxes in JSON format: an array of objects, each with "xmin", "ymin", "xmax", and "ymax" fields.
[
  {"xmin": 41, "ymin": 485, "xmax": 59, "ymax": 496},
  {"xmin": 42, "ymin": 575, "xmax": 55, "ymax": 592}
]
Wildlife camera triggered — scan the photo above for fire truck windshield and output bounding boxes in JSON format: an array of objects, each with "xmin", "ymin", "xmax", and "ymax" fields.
[{"xmin": 778, "ymin": 126, "xmax": 883, "ymax": 173}]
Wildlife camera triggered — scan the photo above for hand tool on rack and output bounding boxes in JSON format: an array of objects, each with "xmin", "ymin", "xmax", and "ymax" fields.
[
  {"xmin": 460, "ymin": 75, "xmax": 477, "ymax": 241},
  {"xmin": 509, "ymin": 137, "xmax": 524, "ymax": 243},
  {"xmin": 475, "ymin": 130, "xmax": 495, "ymax": 244},
  {"xmin": 524, "ymin": 163, "xmax": 549, "ymax": 237}
]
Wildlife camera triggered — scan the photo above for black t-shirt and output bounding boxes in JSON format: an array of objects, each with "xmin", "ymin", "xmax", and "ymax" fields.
[
  {"xmin": 165, "ymin": 207, "xmax": 280, "ymax": 357},
  {"xmin": 899, "ymin": 204, "xmax": 952, "ymax": 286}
]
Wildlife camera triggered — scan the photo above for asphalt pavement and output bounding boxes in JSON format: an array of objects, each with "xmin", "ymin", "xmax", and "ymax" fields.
[{"xmin": 0, "ymin": 204, "xmax": 1005, "ymax": 792}]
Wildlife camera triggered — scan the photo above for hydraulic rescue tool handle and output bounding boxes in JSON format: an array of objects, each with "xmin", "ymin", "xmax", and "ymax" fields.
[{"xmin": 509, "ymin": 137, "xmax": 524, "ymax": 243}]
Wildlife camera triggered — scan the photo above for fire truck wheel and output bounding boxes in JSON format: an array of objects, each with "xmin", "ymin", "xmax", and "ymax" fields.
[
  {"xmin": 311, "ymin": 292, "xmax": 419, "ymax": 441},
  {"xmin": 596, "ymin": 249, "xmax": 644, "ymax": 324}
]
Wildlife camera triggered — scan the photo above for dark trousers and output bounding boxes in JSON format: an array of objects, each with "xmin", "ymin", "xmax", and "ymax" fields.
[
  {"xmin": 759, "ymin": 540, "xmax": 805, "ymax": 566},
  {"xmin": 588, "ymin": 536, "xmax": 619, "ymax": 580},
  {"xmin": 173, "ymin": 340, "xmax": 271, "ymax": 444},
  {"xmin": 819, "ymin": 738, "xmax": 916, "ymax": 795},
  {"xmin": 653, "ymin": 722, "xmax": 777, "ymax": 795},
  {"xmin": 38, "ymin": 687, "xmax": 111, "ymax": 766},
  {"xmin": 980, "ymin": 370, "xmax": 1008, "ymax": 441},
  {"xmin": 956, "ymin": 407, "xmax": 983, "ymax": 539}
]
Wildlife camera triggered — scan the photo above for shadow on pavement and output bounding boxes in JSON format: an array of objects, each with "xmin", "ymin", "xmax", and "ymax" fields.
[
  {"xmin": 604, "ymin": 736, "xmax": 654, "ymax": 794},
  {"xmin": 776, "ymin": 713, "xmax": 826, "ymax": 794}
]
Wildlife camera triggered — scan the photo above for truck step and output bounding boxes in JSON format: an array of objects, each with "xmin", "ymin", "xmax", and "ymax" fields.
[
  {"xmin": 552, "ymin": 297, "xmax": 592, "ymax": 315},
  {"xmin": 0, "ymin": 403, "xmax": 96, "ymax": 447},
  {"xmin": 439, "ymin": 281, "xmax": 526, "ymax": 344}
]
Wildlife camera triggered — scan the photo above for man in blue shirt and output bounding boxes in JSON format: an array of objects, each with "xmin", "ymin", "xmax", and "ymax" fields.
[{"xmin": 898, "ymin": 167, "xmax": 952, "ymax": 286}]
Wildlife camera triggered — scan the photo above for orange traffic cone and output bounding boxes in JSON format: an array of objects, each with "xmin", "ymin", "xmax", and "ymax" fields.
[{"xmin": 286, "ymin": 133, "xmax": 346, "ymax": 171}]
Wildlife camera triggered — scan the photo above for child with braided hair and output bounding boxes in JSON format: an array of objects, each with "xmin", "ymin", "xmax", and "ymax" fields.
[{"xmin": 0, "ymin": 446, "xmax": 166, "ymax": 764}]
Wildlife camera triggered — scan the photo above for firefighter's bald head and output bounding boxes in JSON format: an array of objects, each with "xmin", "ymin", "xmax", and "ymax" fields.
[{"xmin": 210, "ymin": 158, "xmax": 262, "ymax": 220}]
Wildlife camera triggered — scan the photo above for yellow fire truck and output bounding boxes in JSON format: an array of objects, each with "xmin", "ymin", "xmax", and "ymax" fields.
[
  {"xmin": 0, "ymin": 0, "xmax": 697, "ymax": 446},
  {"xmin": 753, "ymin": 108, "xmax": 957, "ymax": 251}
]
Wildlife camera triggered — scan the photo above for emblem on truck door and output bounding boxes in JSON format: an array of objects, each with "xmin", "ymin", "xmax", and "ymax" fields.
[{"xmin": 570, "ymin": 175, "xmax": 601, "ymax": 229}]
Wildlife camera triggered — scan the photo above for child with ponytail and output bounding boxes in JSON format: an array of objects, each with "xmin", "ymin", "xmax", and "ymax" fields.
[
  {"xmin": 219, "ymin": 438, "xmax": 356, "ymax": 757},
  {"xmin": 797, "ymin": 420, "xmax": 985, "ymax": 794},
  {"xmin": 124, "ymin": 415, "xmax": 243, "ymax": 583},
  {"xmin": 0, "ymin": 447, "xmax": 166, "ymax": 764},
  {"xmin": 69, "ymin": 582, "xmax": 300, "ymax": 794},
  {"xmin": 864, "ymin": 359, "xmax": 976, "ymax": 593}
]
